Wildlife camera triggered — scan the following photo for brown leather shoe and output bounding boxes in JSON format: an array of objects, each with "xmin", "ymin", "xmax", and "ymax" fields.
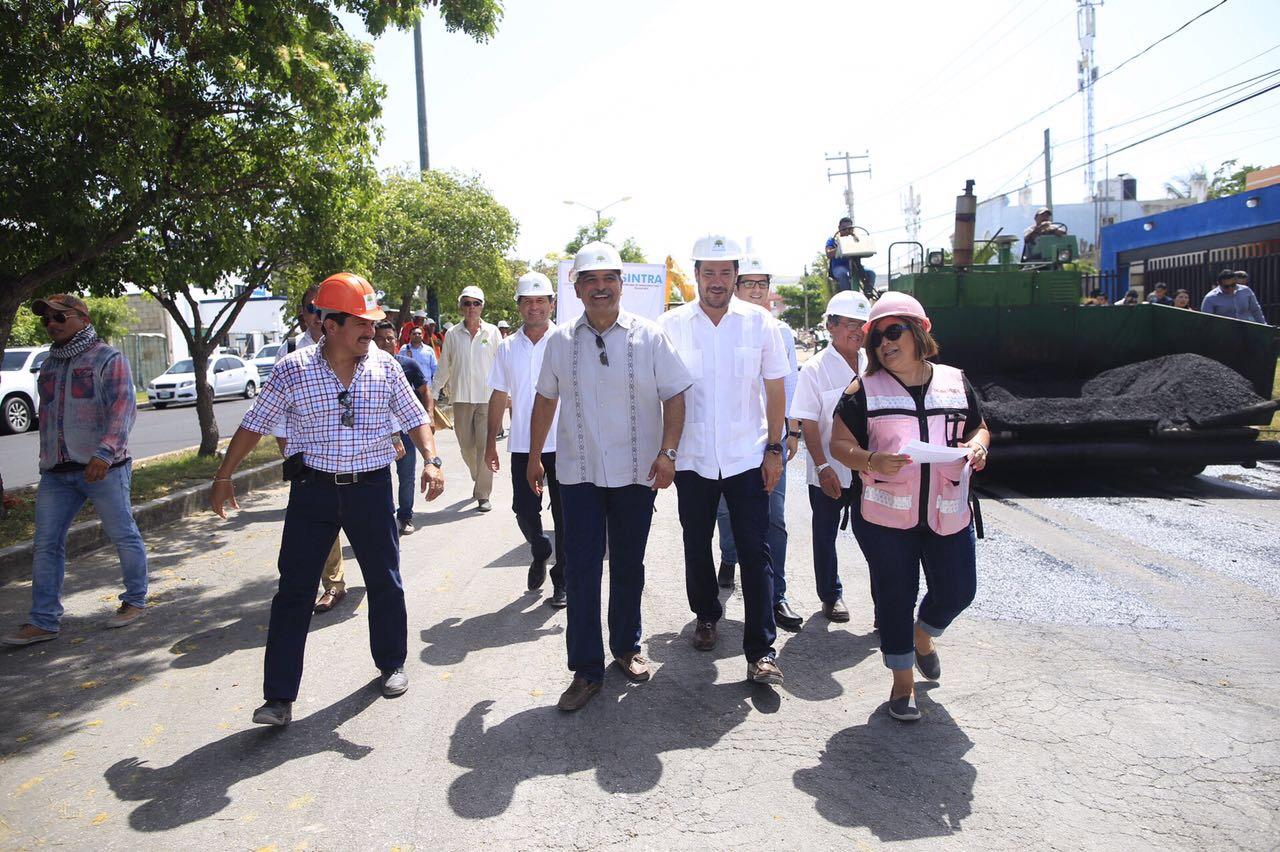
[
  {"xmin": 2, "ymin": 623, "xmax": 59, "ymax": 646},
  {"xmin": 692, "ymin": 619, "xmax": 717, "ymax": 651},
  {"xmin": 747, "ymin": 655, "xmax": 784, "ymax": 685},
  {"xmin": 557, "ymin": 676, "xmax": 602, "ymax": 712},
  {"xmin": 314, "ymin": 588, "xmax": 346, "ymax": 613},
  {"xmin": 614, "ymin": 653, "xmax": 651, "ymax": 683}
]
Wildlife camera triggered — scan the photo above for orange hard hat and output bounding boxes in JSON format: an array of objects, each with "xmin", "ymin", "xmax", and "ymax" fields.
[{"xmin": 313, "ymin": 272, "xmax": 385, "ymax": 320}]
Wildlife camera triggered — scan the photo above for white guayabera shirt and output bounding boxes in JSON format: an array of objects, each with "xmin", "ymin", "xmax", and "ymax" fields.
[{"xmin": 487, "ymin": 326, "xmax": 557, "ymax": 454}]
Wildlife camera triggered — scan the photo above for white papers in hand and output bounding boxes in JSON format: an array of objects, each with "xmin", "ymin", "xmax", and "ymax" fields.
[{"xmin": 898, "ymin": 440, "xmax": 971, "ymax": 464}]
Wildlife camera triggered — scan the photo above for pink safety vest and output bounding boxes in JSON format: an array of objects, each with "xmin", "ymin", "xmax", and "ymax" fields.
[{"xmin": 859, "ymin": 363, "xmax": 973, "ymax": 535}]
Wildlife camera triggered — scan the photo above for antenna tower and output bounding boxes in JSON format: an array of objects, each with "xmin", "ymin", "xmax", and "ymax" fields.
[
  {"xmin": 902, "ymin": 184, "xmax": 921, "ymax": 243},
  {"xmin": 1077, "ymin": 0, "xmax": 1101, "ymax": 200}
]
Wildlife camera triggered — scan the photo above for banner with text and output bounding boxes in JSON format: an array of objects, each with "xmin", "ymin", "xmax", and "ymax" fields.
[{"xmin": 555, "ymin": 261, "xmax": 667, "ymax": 325}]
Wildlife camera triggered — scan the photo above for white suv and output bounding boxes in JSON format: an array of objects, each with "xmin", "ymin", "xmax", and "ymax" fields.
[{"xmin": 1, "ymin": 346, "xmax": 51, "ymax": 434}]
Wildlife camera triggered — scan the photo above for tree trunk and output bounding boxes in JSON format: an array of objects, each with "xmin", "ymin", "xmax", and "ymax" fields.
[
  {"xmin": 398, "ymin": 291, "xmax": 412, "ymax": 325},
  {"xmin": 189, "ymin": 345, "xmax": 221, "ymax": 456},
  {"xmin": 427, "ymin": 285, "xmax": 439, "ymax": 324}
]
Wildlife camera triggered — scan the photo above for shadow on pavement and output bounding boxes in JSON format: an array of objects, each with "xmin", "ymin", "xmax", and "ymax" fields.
[
  {"xmin": 168, "ymin": 587, "xmax": 366, "ymax": 669},
  {"xmin": 777, "ymin": 623, "xmax": 879, "ymax": 702},
  {"xmin": 419, "ymin": 591, "xmax": 562, "ymax": 666},
  {"xmin": 445, "ymin": 630, "xmax": 779, "ymax": 819},
  {"xmin": 104, "ymin": 682, "xmax": 381, "ymax": 830},
  {"xmin": 792, "ymin": 683, "xmax": 975, "ymax": 840}
]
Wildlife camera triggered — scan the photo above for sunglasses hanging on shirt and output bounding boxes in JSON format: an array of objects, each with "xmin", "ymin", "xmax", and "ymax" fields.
[
  {"xmin": 593, "ymin": 334, "xmax": 608, "ymax": 366},
  {"xmin": 337, "ymin": 390, "xmax": 355, "ymax": 427}
]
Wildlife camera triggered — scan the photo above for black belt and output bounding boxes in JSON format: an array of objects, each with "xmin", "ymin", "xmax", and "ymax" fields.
[{"xmin": 303, "ymin": 465, "xmax": 389, "ymax": 485}]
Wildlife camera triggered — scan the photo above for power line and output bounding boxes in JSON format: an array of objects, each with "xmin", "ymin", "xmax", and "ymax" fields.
[{"xmin": 862, "ymin": 0, "xmax": 1240, "ymax": 207}]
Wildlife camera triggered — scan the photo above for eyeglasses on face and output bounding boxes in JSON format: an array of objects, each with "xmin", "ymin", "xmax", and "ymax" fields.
[
  {"xmin": 867, "ymin": 322, "xmax": 911, "ymax": 349},
  {"xmin": 40, "ymin": 310, "xmax": 84, "ymax": 325},
  {"xmin": 594, "ymin": 333, "xmax": 608, "ymax": 366},
  {"xmin": 460, "ymin": 300, "xmax": 483, "ymax": 308},
  {"xmin": 737, "ymin": 281, "xmax": 769, "ymax": 291},
  {"xmin": 337, "ymin": 390, "xmax": 355, "ymax": 427}
]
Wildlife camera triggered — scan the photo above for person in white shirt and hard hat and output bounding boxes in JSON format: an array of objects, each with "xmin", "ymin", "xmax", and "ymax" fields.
[
  {"xmin": 790, "ymin": 290, "xmax": 873, "ymax": 626},
  {"xmin": 435, "ymin": 285, "xmax": 502, "ymax": 511},
  {"xmin": 485, "ymin": 272, "xmax": 567, "ymax": 608},
  {"xmin": 210, "ymin": 273, "xmax": 445, "ymax": 726},
  {"xmin": 528, "ymin": 241, "xmax": 692, "ymax": 712},
  {"xmin": 657, "ymin": 235, "xmax": 790, "ymax": 686},
  {"xmin": 715, "ymin": 252, "xmax": 804, "ymax": 631}
]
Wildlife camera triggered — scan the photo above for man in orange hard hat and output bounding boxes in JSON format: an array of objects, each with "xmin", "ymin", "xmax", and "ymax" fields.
[{"xmin": 211, "ymin": 272, "xmax": 445, "ymax": 727}]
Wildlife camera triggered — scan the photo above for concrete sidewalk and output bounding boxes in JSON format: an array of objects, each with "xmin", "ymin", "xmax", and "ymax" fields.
[{"xmin": 0, "ymin": 429, "xmax": 1277, "ymax": 849}]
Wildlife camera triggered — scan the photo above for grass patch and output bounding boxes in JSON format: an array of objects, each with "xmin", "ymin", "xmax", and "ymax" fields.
[{"xmin": 0, "ymin": 440, "xmax": 282, "ymax": 551}]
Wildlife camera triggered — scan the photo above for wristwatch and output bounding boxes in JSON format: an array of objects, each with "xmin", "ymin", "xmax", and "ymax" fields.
[
  {"xmin": 427, "ymin": 456, "xmax": 444, "ymax": 468},
  {"xmin": 764, "ymin": 442, "xmax": 784, "ymax": 455},
  {"xmin": 815, "ymin": 462, "xmax": 831, "ymax": 474},
  {"xmin": 659, "ymin": 448, "xmax": 677, "ymax": 462},
  {"xmin": 787, "ymin": 429, "xmax": 801, "ymax": 439}
]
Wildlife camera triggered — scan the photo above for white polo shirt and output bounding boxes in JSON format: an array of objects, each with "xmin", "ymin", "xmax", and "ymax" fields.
[
  {"xmin": 487, "ymin": 326, "xmax": 557, "ymax": 454},
  {"xmin": 789, "ymin": 344, "xmax": 867, "ymax": 489},
  {"xmin": 657, "ymin": 297, "xmax": 789, "ymax": 480}
]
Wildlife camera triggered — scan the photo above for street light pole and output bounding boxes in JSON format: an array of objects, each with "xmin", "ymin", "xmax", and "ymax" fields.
[{"xmin": 563, "ymin": 196, "xmax": 632, "ymax": 233}]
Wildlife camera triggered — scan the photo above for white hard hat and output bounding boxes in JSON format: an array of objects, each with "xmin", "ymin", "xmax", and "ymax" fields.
[
  {"xmin": 739, "ymin": 254, "xmax": 770, "ymax": 277},
  {"xmin": 825, "ymin": 290, "xmax": 872, "ymax": 322},
  {"xmin": 691, "ymin": 234, "xmax": 744, "ymax": 262},
  {"xmin": 497, "ymin": 319, "xmax": 510, "ymax": 329},
  {"xmin": 570, "ymin": 241, "xmax": 624, "ymax": 284},
  {"xmin": 459, "ymin": 285, "xmax": 485, "ymax": 304},
  {"xmin": 516, "ymin": 271, "xmax": 555, "ymax": 298}
]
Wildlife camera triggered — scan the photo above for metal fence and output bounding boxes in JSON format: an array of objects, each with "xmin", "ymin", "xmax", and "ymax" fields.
[
  {"xmin": 117, "ymin": 333, "xmax": 169, "ymax": 391},
  {"xmin": 1088, "ymin": 251, "xmax": 1280, "ymax": 323}
]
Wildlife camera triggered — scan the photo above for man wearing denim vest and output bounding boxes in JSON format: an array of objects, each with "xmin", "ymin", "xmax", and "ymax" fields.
[{"xmin": 4, "ymin": 294, "xmax": 147, "ymax": 646}]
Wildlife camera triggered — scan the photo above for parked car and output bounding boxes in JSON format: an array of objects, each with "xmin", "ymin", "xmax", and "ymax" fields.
[
  {"xmin": 251, "ymin": 342, "xmax": 284, "ymax": 384},
  {"xmin": 146, "ymin": 353, "xmax": 257, "ymax": 409},
  {"xmin": 1, "ymin": 346, "xmax": 51, "ymax": 434}
]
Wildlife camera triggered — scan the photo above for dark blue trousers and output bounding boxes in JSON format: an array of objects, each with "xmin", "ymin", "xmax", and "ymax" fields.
[
  {"xmin": 851, "ymin": 513, "xmax": 976, "ymax": 670},
  {"xmin": 264, "ymin": 467, "xmax": 405, "ymax": 701},
  {"xmin": 559, "ymin": 483, "xmax": 655, "ymax": 683},
  {"xmin": 509, "ymin": 452, "xmax": 565, "ymax": 591},
  {"xmin": 395, "ymin": 431, "xmax": 416, "ymax": 523},
  {"xmin": 808, "ymin": 484, "xmax": 851, "ymax": 605},
  {"xmin": 675, "ymin": 467, "xmax": 776, "ymax": 663}
]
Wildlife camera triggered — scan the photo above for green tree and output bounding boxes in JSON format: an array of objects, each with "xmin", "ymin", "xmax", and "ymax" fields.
[
  {"xmin": 1208, "ymin": 159, "xmax": 1262, "ymax": 199},
  {"xmin": 373, "ymin": 169, "xmax": 518, "ymax": 326},
  {"xmin": 564, "ymin": 217, "xmax": 646, "ymax": 262},
  {"xmin": 776, "ymin": 253, "xmax": 831, "ymax": 331}
]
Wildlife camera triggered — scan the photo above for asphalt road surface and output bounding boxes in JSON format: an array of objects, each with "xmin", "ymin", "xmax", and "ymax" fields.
[
  {"xmin": 0, "ymin": 398, "xmax": 255, "ymax": 489},
  {"xmin": 0, "ymin": 433, "xmax": 1277, "ymax": 849}
]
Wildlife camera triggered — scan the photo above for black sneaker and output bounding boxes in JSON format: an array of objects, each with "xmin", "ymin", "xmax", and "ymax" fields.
[
  {"xmin": 888, "ymin": 690, "xmax": 921, "ymax": 722},
  {"xmin": 915, "ymin": 648, "xmax": 941, "ymax": 681},
  {"xmin": 527, "ymin": 557, "xmax": 547, "ymax": 590},
  {"xmin": 548, "ymin": 586, "xmax": 567, "ymax": 608},
  {"xmin": 717, "ymin": 561, "xmax": 736, "ymax": 589},
  {"xmin": 252, "ymin": 700, "xmax": 292, "ymax": 726}
]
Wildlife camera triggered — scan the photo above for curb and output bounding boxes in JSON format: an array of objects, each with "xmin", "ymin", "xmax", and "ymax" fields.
[{"xmin": 0, "ymin": 459, "xmax": 283, "ymax": 586}]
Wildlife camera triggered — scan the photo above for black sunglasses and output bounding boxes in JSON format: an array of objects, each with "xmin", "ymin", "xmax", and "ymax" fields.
[
  {"xmin": 40, "ymin": 310, "xmax": 83, "ymax": 325},
  {"xmin": 337, "ymin": 390, "xmax": 355, "ymax": 428},
  {"xmin": 594, "ymin": 334, "xmax": 608, "ymax": 366},
  {"xmin": 868, "ymin": 323, "xmax": 911, "ymax": 349},
  {"xmin": 460, "ymin": 300, "xmax": 483, "ymax": 308}
]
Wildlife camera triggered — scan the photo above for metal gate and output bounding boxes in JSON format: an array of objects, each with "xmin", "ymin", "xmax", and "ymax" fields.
[{"xmin": 118, "ymin": 333, "xmax": 169, "ymax": 391}]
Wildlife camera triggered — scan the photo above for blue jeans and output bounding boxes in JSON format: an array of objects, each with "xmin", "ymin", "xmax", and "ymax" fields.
[
  {"xmin": 559, "ymin": 483, "xmax": 655, "ymax": 683},
  {"xmin": 395, "ymin": 431, "xmax": 416, "ymax": 523},
  {"xmin": 717, "ymin": 464, "xmax": 788, "ymax": 604},
  {"xmin": 30, "ymin": 463, "xmax": 148, "ymax": 632},
  {"xmin": 265, "ymin": 467, "xmax": 405, "ymax": 701},
  {"xmin": 677, "ymin": 468, "xmax": 776, "ymax": 663},
  {"xmin": 831, "ymin": 265, "xmax": 853, "ymax": 292},
  {"xmin": 851, "ymin": 514, "xmax": 976, "ymax": 670}
]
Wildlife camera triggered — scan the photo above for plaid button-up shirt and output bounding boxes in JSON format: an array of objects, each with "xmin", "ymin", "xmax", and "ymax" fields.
[{"xmin": 241, "ymin": 340, "xmax": 427, "ymax": 473}]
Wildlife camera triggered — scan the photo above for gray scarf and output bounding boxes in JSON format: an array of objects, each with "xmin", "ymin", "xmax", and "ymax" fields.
[{"xmin": 49, "ymin": 324, "xmax": 99, "ymax": 360}]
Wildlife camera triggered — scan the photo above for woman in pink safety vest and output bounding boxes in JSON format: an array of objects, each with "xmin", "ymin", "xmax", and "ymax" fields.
[{"xmin": 828, "ymin": 292, "xmax": 990, "ymax": 723}]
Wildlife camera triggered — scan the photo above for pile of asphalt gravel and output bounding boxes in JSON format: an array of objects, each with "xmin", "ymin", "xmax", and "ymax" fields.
[{"xmin": 978, "ymin": 354, "xmax": 1266, "ymax": 431}]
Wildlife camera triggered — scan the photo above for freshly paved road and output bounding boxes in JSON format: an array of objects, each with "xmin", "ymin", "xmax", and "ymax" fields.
[
  {"xmin": 0, "ymin": 398, "xmax": 255, "ymax": 489},
  {"xmin": 0, "ymin": 429, "xmax": 1277, "ymax": 849}
]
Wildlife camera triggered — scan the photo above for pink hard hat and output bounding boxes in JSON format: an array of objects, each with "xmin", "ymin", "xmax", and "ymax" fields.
[{"xmin": 862, "ymin": 291, "xmax": 932, "ymax": 335}]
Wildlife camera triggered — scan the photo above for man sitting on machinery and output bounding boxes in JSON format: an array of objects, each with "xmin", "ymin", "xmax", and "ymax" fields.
[
  {"xmin": 1021, "ymin": 206, "xmax": 1068, "ymax": 262},
  {"xmin": 825, "ymin": 217, "xmax": 877, "ymax": 298}
]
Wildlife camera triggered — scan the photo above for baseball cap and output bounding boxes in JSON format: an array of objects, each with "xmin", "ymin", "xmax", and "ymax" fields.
[{"xmin": 32, "ymin": 294, "xmax": 90, "ymax": 317}]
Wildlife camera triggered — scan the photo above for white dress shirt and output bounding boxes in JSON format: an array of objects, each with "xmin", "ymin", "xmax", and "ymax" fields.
[
  {"xmin": 487, "ymin": 326, "xmax": 557, "ymax": 454},
  {"xmin": 536, "ymin": 310, "xmax": 691, "ymax": 488},
  {"xmin": 434, "ymin": 320, "xmax": 500, "ymax": 404},
  {"xmin": 657, "ymin": 297, "xmax": 788, "ymax": 480},
  {"xmin": 789, "ymin": 345, "xmax": 867, "ymax": 489}
]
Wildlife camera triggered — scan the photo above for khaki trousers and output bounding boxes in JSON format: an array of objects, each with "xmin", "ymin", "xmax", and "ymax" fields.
[
  {"xmin": 320, "ymin": 536, "xmax": 344, "ymax": 593},
  {"xmin": 452, "ymin": 402, "xmax": 492, "ymax": 500}
]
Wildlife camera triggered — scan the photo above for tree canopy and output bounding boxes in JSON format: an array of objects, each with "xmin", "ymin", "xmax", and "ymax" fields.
[{"xmin": 564, "ymin": 217, "xmax": 647, "ymax": 263}]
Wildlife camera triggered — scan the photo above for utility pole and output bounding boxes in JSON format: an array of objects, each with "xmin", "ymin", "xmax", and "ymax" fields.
[
  {"xmin": 413, "ymin": 21, "xmax": 429, "ymax": 172},
  {"xmin": 825, "ymin": 151, "xmax": 871, "ymax": 225},
  {"xmin": 1078, "ymin": 0, "xmax": 1101, "ymax": 200},
  {"xmin": 803, "ymin": 270, "xmax": 809, "ymax": 331},
  {"xmin": 1043, "ymin": 128, "xmax": 1053, "ymax": 211},
  {"xmin": 902, "ymin": 184, "xmax": 922, "ymax": 243}
]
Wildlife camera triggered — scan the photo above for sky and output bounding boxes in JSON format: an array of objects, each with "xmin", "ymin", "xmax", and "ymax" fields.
[{"xmin": 344, "ymin": 0, "xmax": 1280, "ymax": 278}]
